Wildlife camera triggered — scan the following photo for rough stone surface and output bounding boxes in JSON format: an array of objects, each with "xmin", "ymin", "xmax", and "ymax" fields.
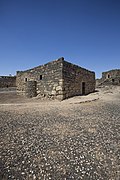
[
  {"xmin": 16, "ymin": 57, "xmax": 95, "ymax": 100},
  {"xmin": 0, "ymin": 76, "xmax": 16, "ymax": 88},
  {"xmin": 62, "ymin": 61, "xmax": 95, "ymax": 99},
  {"xmin": 25, "ymin": 81, "xmax": 37, "ymax": 98}
]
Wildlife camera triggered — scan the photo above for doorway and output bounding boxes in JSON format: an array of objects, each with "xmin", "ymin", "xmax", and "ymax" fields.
[{"xmin": 82, "ymin": 82, "xmax": 85, "ymax": 95}]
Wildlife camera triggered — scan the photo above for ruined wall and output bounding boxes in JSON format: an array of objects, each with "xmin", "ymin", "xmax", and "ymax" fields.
[
  {"xmin": 16, "ymin": 58, "xmax": 64, "ymax": 100},
  {"xmin": 0, "ymin": 76, "xmax": 16, "ymax": 88},
  {"xmin": 62, "ymin": 61, "xmax": 95, "ymax": 99},
  {"xmin": 101, "ymin": 69, "xmax": 120, "ymax": 85}
]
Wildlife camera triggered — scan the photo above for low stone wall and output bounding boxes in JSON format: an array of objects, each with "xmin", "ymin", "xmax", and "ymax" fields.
[{"xmin": 0, "ymin": 76, "xmax": 16, "ymax": 88}]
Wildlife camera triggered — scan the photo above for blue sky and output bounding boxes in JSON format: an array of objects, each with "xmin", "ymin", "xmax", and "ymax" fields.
[{"xmin": 0, "ymin": 0, "xmax": 120, "ymax": 78}]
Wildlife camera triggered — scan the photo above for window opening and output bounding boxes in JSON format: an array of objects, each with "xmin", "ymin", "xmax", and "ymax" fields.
[
  {"xmin": 82, "ymin": 82, "xmax": 85, "ymax": 95},
  {"xmin": 25, "ymin": 78, "xmax": 27, "ymax": 82},
  {"xmin": 40, "ymin": 75, "xmax": 42, "ymax": 80}
]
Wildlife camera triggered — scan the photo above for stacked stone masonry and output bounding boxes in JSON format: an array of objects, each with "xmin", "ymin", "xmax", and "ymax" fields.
[
  {"xmin": 16, "ymin": 57, "xmax": 95, "ymax": 100},
  {"xmin": 25, "ymin": 81, "xmax": 37, "ymax": 98},
  {"xmin": 62, "ymin": 60, "xmax": 95, "ymax": 99},
  {"xmin": 0, "ymin": 76, "xmax": 16, "ymax": 88}
]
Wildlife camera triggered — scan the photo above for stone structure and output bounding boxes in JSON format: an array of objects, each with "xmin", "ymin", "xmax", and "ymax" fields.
[
  {"xmin": 0, "ymin": 76, "xmax": 16, "ymax": 88},
  {"xmin": 16, "ymin": 57, "xmax": 95, "ymax": 100},
  {"xmin": 96, "ymin": 69, "xmax": 120, "ymax": 87},
  {"xmin": 24, "ymin": 81, "xmax": 37, "ymax": 98}
]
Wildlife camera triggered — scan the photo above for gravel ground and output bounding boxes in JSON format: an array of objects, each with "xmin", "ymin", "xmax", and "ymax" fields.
[{"xmin": 0, "ymin": 87, "xmax": 120, "ymax": 180}]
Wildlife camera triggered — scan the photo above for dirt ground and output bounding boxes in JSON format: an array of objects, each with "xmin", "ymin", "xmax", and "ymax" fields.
[{"xmin": 0, "ymin": 86, "xmax": 120, "ymax": 179}]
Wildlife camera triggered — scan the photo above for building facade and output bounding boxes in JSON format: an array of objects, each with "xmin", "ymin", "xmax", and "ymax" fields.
[
  {"xmin": 96, "ymin": 69, "xmax": 120, "ymax": 86},
  {"xmin": 16, "ymin": 57, "xmax": 95, "ymax": 100}
]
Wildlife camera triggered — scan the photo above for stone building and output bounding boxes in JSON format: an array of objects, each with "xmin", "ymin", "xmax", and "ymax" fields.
[
  {"xmin": 0, "ymin": 76, "xmax": 16, "ymax": 88},
  {"xmin": 16, "ymin": 57, "xmax": 95, "ymax": 100},
  {"xmin": 96, "ymin": 69, "xmax": 120, "ymax": 86}
]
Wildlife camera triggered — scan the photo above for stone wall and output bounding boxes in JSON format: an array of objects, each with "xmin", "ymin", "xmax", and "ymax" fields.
[
  {"xmin": 96, "ymin": 79, "xmax": 102, "ymax": 87},
  {"xmin": 24, "ymin": 81, "xmax": 37, "ymax": 98},
  {"xmin": 16, "ymin": 58, "xmax": 64, "ymax": 100},
  {"xmin": 16, "ymin": 57, "xmax": 95, "ymax": 100},
  {"xmin": 0, "ymin": 76, "xmax": 16, "ymax": 88},
  {"xmin": 62, "ymin": 61, "xmax": 95, "ymax": 99}
]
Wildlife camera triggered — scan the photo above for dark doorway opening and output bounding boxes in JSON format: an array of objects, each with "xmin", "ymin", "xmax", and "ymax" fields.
[
  {"xmin": 40, "ymin": 75, "xmax": 42, "ymax": 80},
  {"xmin": 25, "ymin": 78, "xmax": 27, "ymax": 82},
  {"xmin": 112, "ymin": 79, "xmax": 114, "ymax": 83},
  {"xmin": 82, "ymin": 82, "xmax": 85, "ymax": 95}
]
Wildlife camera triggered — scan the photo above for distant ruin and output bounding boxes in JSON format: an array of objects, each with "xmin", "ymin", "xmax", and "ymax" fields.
[
  {"xmin": 16, "ymin": 57, "xmax": 95, "ymax": 100},
  {"xmin": 0, "ymin": 76, "xmax": 16, "ymax": 88},
  {"xmin": 96, "ymin": 69, "xmax": 120, "ymax": 86}
]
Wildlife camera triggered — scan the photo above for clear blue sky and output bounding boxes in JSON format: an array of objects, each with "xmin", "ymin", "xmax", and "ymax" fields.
[{"xmin": 0, "ymin": 0, "xmax": 120, "ymax": 78}]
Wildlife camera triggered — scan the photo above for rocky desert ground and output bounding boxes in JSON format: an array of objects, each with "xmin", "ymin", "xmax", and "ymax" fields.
[{"xmin": 0, "ymin": 86, "xmax": 120, "ymax": 180}]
